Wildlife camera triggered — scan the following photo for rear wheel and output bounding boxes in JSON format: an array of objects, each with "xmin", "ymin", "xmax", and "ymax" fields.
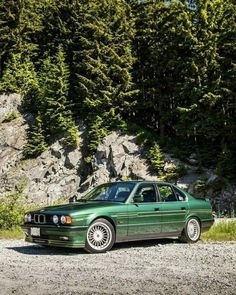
[
  {"xmin": 179, "ymin": 218, "xmax": 201, "ymax": 243},
  {"xmin": 85, "ymin": 218, "xmax": 115, "ymax": 253}
]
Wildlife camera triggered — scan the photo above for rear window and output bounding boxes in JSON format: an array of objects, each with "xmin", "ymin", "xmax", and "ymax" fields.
[{"xmin": 172, "ymin": 187, "xmax": 186, "ymax": 201}]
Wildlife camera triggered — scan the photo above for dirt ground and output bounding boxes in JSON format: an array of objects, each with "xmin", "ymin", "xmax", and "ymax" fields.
[{"xmin": 0, "ymin": 239, "xmax": 235, "ymax": 295}]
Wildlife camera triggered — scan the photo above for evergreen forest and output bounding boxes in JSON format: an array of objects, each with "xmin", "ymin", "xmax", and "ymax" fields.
[{"xmin": 0, "ymin": 0, "xmax": 235, "ymax": 178}]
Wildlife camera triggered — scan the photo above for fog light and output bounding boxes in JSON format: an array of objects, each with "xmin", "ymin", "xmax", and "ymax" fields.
[{"xmin": 59, "ymin": 236, "xmax": 69, "ymax": 241}]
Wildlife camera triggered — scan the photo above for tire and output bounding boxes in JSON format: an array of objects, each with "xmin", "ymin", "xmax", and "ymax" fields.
[
  {"xmin": 84, "ymin": 218, "xmax": 115, "ymax": 253},
  {"xmin": 179, "ymin": 217, "xmax": 201, "ymax": 243}
]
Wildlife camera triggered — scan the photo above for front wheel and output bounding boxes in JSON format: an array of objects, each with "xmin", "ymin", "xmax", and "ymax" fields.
[
  {"xmin": 179, "ymin": 218, "xmax": 201, "ymax": 243},
  {"xmin": 85, "ymin": 219, "xmax": 115, "ymax": 253}
]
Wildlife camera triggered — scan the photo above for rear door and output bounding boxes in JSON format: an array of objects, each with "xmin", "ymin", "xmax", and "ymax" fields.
[
  {"xmin": 127, "ymin": 183, "xmax": 162, "ymax": 238},
  {"xmin": 156, "ymin": 184, "xmax": 189, "ymax": 234}
]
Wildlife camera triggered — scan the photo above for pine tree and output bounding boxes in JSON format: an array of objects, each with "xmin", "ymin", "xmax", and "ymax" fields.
[
  {"xmin": 0, "ymin": 0, "xmax": 234, "ymax": 177},
  {"xmin": 0, "ymin": 0, "xmax": 44, "ymax": 75},
  {"xmin": 176, "ymin": 1, "xmax": 232, "ymax": 155},
  {"xmin": 177, "ymin": 0, "xmax": 223, "ymax": 139},
  {"xmin": 216, "ymin": 0, "xmax": 236, "ymax": 176},
  {"xmin": 0, "ymin": 52, "xmax": 38, "ymax": 95},
  {"xmin": 71, "ymin": 0, "xmax": 136, "ymax": 154},
  {"xmin": 133, "ymin": 0, "xmax": 196, "ymax": 137},
  {"xmin": 24, "ymin": 114, "xmax": 47, "ymax": 157},
  {"xmin": 36, "ymin": 0, "xmax": 80, "ymax": 56},
  {"xmin": 38, "ymin": 47, "xmax": 78, "ymax": 147},
  {"xmin": 131, "ymin": 0, "xmax": 154, "ymax": 127},
  {"xmin": 148, "ymin": 143, "xmax": 165, "ymax": 175}
]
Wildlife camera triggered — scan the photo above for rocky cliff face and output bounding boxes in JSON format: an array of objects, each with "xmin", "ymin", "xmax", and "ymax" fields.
[
  {"xmin": 0, "ymin": 94, "xmax": 83, "ymax": 203},
  {"xmin": 79, "ymin": 132, "xmax": 156, "ymax": 193},
  {"xmin": 0, "ymin": 94, "xmax": 158, "ymax": 202},
  {"xmin": 0, "ymin": 94, "xmax": 25, "ymax": 176},
  {"xmin": 0, "ymin": 93, "xmax": 155, "ymax": 202},
  {"xmin": 0, "ymin": 94, "xmax": 235, "ymax": 208}
]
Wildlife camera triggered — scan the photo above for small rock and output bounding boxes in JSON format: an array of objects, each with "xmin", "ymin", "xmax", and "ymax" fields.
[
  {"xmin": 188, "ymin": 153, "xmax": 198, "ymax": 165},
  {"xmin": 65, "ymin": 149, "xmax": 81, "ymax": 169}
]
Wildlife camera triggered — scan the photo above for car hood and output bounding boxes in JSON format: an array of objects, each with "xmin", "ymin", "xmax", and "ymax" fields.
[{"xmin": 33, "ymin": 201, "xmax": 124, "ymax": 214}]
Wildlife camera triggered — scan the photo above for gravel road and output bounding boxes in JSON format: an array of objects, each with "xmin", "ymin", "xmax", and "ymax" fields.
[{"xmin": 0, "ymin": 239, "xmax": 235, "ymax": 295}]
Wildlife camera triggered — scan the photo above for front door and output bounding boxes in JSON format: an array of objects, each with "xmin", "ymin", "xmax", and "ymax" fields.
[{"xmin": 127, "ymin": 183, "xmax": 162, "ymax": 238}]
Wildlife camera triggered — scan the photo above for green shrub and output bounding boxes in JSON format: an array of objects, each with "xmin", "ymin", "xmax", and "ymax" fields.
[
  {"xmin": 63, "ymin": 126, "xmax": 80, "ymax": 147},
  {"xmin": 122, "ymin": 122, "xmax": 158, "ymax": 147},
  {"xmin": 0, "ymin": 180, "xmax": 28, "ymax": 232},
  {"xmin": 0, "ymin": 192, "xmax": 25, "ymax": 230},
  {"xmin": 162, "ymin": 164, "xmax": 187, "ymax": 182},
  {"xmin": 194, "ymin": 179, "xmax": 207, "ymax": 192}
]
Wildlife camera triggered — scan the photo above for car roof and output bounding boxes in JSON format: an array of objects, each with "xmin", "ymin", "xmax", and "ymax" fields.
[{"xmin": 104, "ymin": 180, "xmax": 175, "ymax": 186}]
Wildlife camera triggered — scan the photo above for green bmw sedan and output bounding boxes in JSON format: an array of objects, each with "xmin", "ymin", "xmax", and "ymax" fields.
[{"xmin": 22, "ymin": 181, "xmax": 214, "ymax": 253}]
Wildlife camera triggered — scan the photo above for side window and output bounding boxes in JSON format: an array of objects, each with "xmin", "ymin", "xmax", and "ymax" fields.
[
  {"xmin": 114, "ymin": 187, "xmax": 132, "ymax": 202},
  {"xmin": 158, "ymin": 185, "xmax": 178, "ymax": 202},
  {"xmin": 173, "ymin": 187, "xmax": 186, "ymax": 202},
  {"xmin": 132, "ymin": 184, "xmax": 157, "ymax": 203}
]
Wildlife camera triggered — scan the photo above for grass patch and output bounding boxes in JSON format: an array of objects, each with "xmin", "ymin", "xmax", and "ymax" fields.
[
  {"xmin": 202, "ymin": 221, "xmax": 236, "ymax": 241},
  {"xmin": 2, "ymin": 111, "xmax": 20, "ymax": 123},
  {"xmin": 0, "ymin": 227, "xmax": 24, "ymax": 239}
]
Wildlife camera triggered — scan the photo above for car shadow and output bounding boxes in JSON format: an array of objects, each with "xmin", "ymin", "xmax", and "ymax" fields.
[
  {"xmin": 112, "ymin": 238, "xmax": 180, "ymax": 251},
  {"xmin": 7, "ymin": 238, "xmax": 179, "ymax": 255},
  {"xmin": 7, "ymin": 244, "xmax": 86, "ymax": 256}
]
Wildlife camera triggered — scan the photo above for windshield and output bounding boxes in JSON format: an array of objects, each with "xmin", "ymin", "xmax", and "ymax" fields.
[{"xmin": 81, "ymin": 183, "xmax": 135, "ymax": 203}]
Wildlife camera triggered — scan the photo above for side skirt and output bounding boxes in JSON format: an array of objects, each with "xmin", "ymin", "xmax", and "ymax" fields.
[{"xmin": 116, "ymin": 231, "xmax": 181, "ymax": 243}]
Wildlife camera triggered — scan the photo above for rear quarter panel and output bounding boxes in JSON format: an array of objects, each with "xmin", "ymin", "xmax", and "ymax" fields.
[{"xmin": 186, "ymin": 193, "xmax": 214, "ymax": 230}]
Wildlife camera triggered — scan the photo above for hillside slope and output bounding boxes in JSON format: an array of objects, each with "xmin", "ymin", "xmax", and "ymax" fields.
[{"xmin": 0, "ymin": 94, "xmax": 235, "ymax": 214}]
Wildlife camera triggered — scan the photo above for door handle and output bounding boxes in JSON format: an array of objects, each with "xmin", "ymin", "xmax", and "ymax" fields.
[
  {"xmin": 154, "ymin": 208, "xmax": 160, "ymax": 211},
  {"xmin": 181, "ymin": 207, "xmax": 186, "ymax": 210}
]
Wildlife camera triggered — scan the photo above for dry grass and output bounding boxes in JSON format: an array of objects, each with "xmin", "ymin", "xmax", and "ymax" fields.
[
  {"xmin": 0, "ymin": 227, "xmax": 24, "ymax": 239},
  {"xmin": 202, "ymin": 220, "xmax": 236, "ymax": 241}
]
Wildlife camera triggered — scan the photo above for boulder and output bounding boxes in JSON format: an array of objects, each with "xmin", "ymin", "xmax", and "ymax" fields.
[
  {"xmin": 65, "ymin": 149, "xmax": 81, "ymax": 169},
  {"xmin": 0, "ymin": 93, "xmax": 22, "ymax": 123}
]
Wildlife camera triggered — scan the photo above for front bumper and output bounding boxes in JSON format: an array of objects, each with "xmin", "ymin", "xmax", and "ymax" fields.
[{"xmin": 22, "ymin": 224, "xmax": 87, "ymax": 248}]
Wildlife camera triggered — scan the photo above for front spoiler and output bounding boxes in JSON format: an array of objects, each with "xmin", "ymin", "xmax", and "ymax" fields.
[
  {"xmin": 25, "ymin": 235, "xmax": 85, "ymax": 248},
  {"xmin": 22, "ymin": 224, "xmax": 87, "ymax": 248}
]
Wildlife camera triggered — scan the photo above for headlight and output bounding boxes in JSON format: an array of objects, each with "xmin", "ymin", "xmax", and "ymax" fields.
[
  {"xmin": 61, "ymin": 215, "xmax": 72, "ymax": 224},
  {"xmin": 53, "ymin": 215, "xmax": 59, "ymax": 224},
  {"xmin": 61, "ymin": 215, "xmax": 66, "ymax": 224},
  {"xmin": 24, "ymin": 214, "xmax": 31, "ymax": 223}
]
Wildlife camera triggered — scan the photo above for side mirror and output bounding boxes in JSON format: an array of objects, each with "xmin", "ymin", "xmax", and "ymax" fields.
[{"xmin": 133, "ymin": 195, "xmax": 143, "ymax": 203}]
